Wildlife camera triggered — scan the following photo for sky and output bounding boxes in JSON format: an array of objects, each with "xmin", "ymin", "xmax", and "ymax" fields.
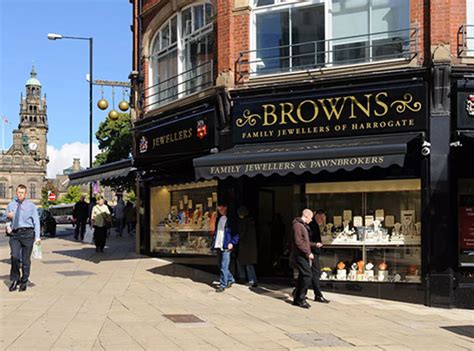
[{"xmin": 0, "ymin": 0, "xmax": 132, "ymax": 178}]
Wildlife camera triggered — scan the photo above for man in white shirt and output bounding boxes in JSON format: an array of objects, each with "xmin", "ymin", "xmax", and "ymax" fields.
[{"xmin": 213, "ymin": 203, "xmax": 239, "ymax": 292}]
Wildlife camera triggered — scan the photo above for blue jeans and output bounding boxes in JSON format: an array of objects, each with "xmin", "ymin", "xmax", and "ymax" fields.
[
  {"xmin": 238, "ymin": 262, "xmax": 258, "ymax": 284},
  {"xmin": 217, "ymin": 249, "xmax": 235, "ymax": 289}
]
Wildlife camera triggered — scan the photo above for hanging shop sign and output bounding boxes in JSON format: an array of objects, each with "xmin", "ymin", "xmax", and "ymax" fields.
[
  {"xmin": 232, "ymin": 83, "xmax": 427, "ymax": 143},
  {"xmin": 135, "ymin": 108, "xmax": 217, "ymax": 161},
  {"xmin": 457, "ymin": 80, "xmax": 474, "ymax": 129}
]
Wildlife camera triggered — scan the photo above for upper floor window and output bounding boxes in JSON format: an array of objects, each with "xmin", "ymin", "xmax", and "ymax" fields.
[
  {"xmin": 467, "ymin": 0, "xmax": 474, "ymax": 57},
  {"xmin": 0, "ymin": 183, "xmax": 6, "ymax": 198},
  {"xmin": 29, "ymin": 183, "xmax": 36, "ymax": 199},
  {"xmin": 248, "ymin": 0, "xmax": 411, "ymax": 76},
  {"xmin": 148, "ymin": 2, "xmax": 214, "ymax": 110}
]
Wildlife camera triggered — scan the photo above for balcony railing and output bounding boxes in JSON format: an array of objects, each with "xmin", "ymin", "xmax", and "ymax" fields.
[
  {"xmin": 143, "ymin": 60, "xmax": 214, "ymax": 111},
  {"xmin": 236, "ymin": 28, "xmax": 418, "ymax": 80},
  {"xmin": 458, "ymin": 25, "xmax": 474, "ymax": 57}
]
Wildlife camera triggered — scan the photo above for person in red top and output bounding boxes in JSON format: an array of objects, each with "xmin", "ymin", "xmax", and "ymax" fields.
[{"xmin": 290, "ymin": 209, "xmax": 314, "ymax": 308}]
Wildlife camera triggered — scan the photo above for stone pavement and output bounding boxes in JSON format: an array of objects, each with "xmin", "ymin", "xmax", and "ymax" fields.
[{"xmin": 0, "ymin": 227, "xmax": 472, "ymax": 351}]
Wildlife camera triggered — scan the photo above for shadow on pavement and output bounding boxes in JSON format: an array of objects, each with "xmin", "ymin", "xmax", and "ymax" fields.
[
  {"xmin": 147, "ymin": 261, "xmax": 217, "ymax": 288},
  {"xmin": 441, "ymin": 325, "xmax": 474, "ymax": 338}
]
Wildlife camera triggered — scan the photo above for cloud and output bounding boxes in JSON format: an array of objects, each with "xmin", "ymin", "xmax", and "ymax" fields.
[{"xmin": 47, "ymin": 142, "xmax": 100, "ymax": 179}]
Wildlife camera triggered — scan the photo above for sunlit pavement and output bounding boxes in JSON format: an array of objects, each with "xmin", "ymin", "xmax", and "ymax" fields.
[{"xmin": 0, "ymin": 224, "xmax": 472, "ymax": 350}]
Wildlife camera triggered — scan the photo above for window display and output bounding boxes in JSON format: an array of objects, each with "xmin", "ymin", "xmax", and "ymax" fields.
[
  {"xmin": 150, "ymin": 180, "xmax": 217, "ymax": 255},
  {"xmin": 305, "ymin": 179, "xmax": 422, "ymax": 283}
]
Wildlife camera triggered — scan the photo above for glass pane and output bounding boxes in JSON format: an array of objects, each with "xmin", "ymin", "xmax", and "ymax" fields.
[
  {"xmin": 256, "ymin": 0, "xmax": 275, "ymax": 6},
  {"xmin": 161, "ymin": 23, "xmax": 170, "ymax": 49},
  {"xmin": 183, "ymin": 32, "xmax": 214, "ymax": 94},
  {"xmin": 371, "ymin": 0, "xmax": 409, "ymax": 60},
  {"xmin": 256, "ymin": 10, "xmax": 289, "ymax": 74},
  {"xmin": 150, "ymin": 182, "xmax": 218, "ymax": 255},
  {"xmin": 182, "ymin": 8, "xmax": 192, "ymax": 37},
  {"xmin": 170, "ymin": 16, "xmax": 177, "ymax": 43},
  {"xmin": 156, "ymin": 50, "xmax": 178, "ymax": 104},
  {"xmin": 291, "ymin": 5, "xmax": 325, "ymax": 69},
  {"xmin": 194, "ymin": 5, "xmax": 205, "ymax": 30},
  {"xmin": 205, "ymin": 3, "xmax": 213, "ymax": 25}
]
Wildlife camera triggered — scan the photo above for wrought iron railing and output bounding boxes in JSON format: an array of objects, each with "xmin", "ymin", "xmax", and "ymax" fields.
[
  {"xmin": 236, "ymin": 28, "xmax": 418, "ymax": 80},
  {"xmin": 458, "ymin": 25, "xmax": 474, "ymax": 57},
  {"xmin": 143, "ymin": 60, "xmax": 214, "ymax": 111}
]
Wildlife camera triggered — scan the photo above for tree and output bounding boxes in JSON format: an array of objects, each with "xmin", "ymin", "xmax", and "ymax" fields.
[
  {"xmin": 94, "ymin": 112, "xmax": 134, "ymax": 191},
  {"xmin": 60, "ymin": 186, "xmax": 83, "ymax": 204},
  {"xmin": 41, "ymin": 181, "xmax": 59, "ymax": 208}
]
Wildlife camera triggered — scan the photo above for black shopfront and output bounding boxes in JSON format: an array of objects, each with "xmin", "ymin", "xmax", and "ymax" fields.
[
  {"xmin": 133, "ymin": 97, "xmax": 225, "ymax": 258},
  {"xmin": 193, "ymin": 71, "xmax": 449, "ymax": 306}
]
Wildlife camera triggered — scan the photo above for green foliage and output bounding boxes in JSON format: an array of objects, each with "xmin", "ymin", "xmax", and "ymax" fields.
[
  {"xmin": 41, "ymin": 181, "xmax": 59, "ymax": 208},
  {"xmin": 94, "ymin": 113, "xmax": 134, "ymax": 191},
  {"xmin": 125, "ymin": 190, "xmax": 136, "ymax": 203},
  {"xmin": 60, "ymin": 186, "xmax": 83, "ymax": 204}
]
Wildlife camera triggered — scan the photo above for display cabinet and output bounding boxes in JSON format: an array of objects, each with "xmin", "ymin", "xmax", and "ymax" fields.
[
  {"xmin": 305, "ymin": 179, "xmax": 422, "ymax": 283},
  {"xmin": 150, "ymin": 180, "xmax": 218, "ymax": 255}
]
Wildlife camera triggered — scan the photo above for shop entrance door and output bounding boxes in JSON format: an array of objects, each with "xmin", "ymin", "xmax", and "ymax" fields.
[{"xmin": 258, "ymin": 189, "xmax": 275, "ymax": 275}]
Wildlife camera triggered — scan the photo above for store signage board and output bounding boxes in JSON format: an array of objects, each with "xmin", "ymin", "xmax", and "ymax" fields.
[
  {"xmin": 232, "ymin": 83, "xmax": 426, "ymax": 144},
  {"xmin": 136, "ymin": 109, "xmax": 216, "ymax": 160},
  {"xmin": 456, "ymin": 80, "xmax": 474, "ymax": 129},
  {"xmin": 459, "ymin": 195, "xmax": 474, "ymax": 266}
]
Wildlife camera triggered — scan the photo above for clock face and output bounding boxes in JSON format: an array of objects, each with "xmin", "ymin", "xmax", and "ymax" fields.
[{"xmin": 29, "ymin": 142, "xmax": 38, "ymax": 151}]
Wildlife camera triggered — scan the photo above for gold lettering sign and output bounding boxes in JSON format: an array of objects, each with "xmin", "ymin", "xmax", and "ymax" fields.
[
  {"xmin": 208, "ymin": 156, "xmax": 386, "ymax": 176},
  {"xmin": 152, "ymin": 128, "xmax": 193, "ymax": 148},
  {"xmin": 234, "ymin": 89, "xmax": 423, "ymax": 142}
]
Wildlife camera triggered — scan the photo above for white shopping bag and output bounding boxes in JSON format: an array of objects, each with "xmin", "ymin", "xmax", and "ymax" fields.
[
  {"xmin": 32, "ymin": 241, "xmax": 43, "ymax": 260},
  {"xmin": 83, "ymin": 225, "xmax": 94, "ymax": 244}
]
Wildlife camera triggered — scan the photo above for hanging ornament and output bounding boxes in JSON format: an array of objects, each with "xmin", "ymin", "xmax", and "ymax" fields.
[
  {"xmin": 97, "ymin": 85, "xmax": 108, "ymax": 110},
  {"xmin": 108, "ymin": 87, "xmax": 119, "ymax": 120},
  {"xmin": 118, "ymin": 88, "xmax": 129, "ymax": 111},
  {"xmin": 108, "ymin": 109, "xmax": 119, "ymax": 120}
]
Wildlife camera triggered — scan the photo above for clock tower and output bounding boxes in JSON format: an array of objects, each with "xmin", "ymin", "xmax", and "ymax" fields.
[
  {"xmin": 0, "ymin": 65, "xmax": 49, "ymax": 208},
  {"xmin": 19, "ymin": 64, "xmax": 48, "ymax": 162}
]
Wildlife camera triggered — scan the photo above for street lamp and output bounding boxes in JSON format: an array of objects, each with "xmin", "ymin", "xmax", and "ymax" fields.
[{"xmin": 47, "ymin": 33, "xmax": 94, "ymax": 201}]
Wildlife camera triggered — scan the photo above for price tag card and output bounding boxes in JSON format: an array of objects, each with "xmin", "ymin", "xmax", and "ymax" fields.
[
  {"xmin": 385, "ymin": 215, "xmax": 395, "ymax": 227},
  {"xmin": 343, "ymin": 210, "xmax": 352, "ymax": 222},
  {"xmin": 365, "ymin": 215, "xmax": 374, "ymax": 226},
  {"xmin": 333, "ymin": 216, "xmax": 342, "ymax": 227},
  {"xmin": 375, "ymin": 209, "xmax": 385, "ymax": 221},
  {"xmin": 353, "ymin": 216, "xmax": 363, "ymax": 227}
]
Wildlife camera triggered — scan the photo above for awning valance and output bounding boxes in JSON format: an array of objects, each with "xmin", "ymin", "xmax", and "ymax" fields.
[
  {"xmin": 68, "ymin": 159, "xmax": 134, "ymax": 185},
  {"xmin": 194, "ymin": 133, "xmax": 420, "ymax": 180}
]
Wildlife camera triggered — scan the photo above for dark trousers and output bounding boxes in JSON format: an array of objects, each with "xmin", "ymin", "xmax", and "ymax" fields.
[
  {"xmin": 74, "ymin": 220, "xmax": 87, "ymax": 239},
  {"xmin": 294, "ymin": 254, "xmax": 312, "ymax": 303},
  {"xmin": 9, "ymin": 229, "xmax": 35, "ymax": 283},
  {"xmin": 94, "ymin": 226, "xmax": 107, "ymax": 250},
  {"xmin": 311, "ymin": 254, "xmax": 323, "ymax": 298}
]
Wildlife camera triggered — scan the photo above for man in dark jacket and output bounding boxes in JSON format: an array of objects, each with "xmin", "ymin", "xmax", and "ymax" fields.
[
  {"xmin": 212, "ymin": 202, "xmax": 239, "ymax": 292},
  {"xmin": 73, "ymin": 195, "xmax": 89, "ymax": 241},
  {"xmin": 290, "ymin": 209, "xmax": 314, "ymax": 308},
  {"xmin": 309, "ymin": 209, "xmax": 330, "ymax": 303}
]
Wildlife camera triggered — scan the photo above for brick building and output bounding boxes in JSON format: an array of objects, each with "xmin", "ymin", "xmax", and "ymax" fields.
[{"xmin": 130, "ymin": 0, "xmax": 474, "ymax": 308}]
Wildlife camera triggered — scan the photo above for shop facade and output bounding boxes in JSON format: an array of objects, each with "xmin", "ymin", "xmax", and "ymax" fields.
[{"xmin": 193, "ymin": 70, "xmax": 430, "ymax": 304}]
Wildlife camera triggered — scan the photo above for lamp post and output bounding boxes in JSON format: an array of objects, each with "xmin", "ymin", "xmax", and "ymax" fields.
[{"xmin": 48, "ymin": 33, "xmax": 94, "ymax": 201}]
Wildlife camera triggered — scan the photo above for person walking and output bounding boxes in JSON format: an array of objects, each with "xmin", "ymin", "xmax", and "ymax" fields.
[
  {"xmin": 236, "ymin": 206, "xmax": 258, "ymax": 287},
  {"xmin": 290, "ymin": 209, "xmax": 314, "ymax": 308},
  {"xmin": 309, "ymin": 209, "xmax": 330, "ymax": 303},
  {"xmin": 114, "ymin": 196, "xmax": 125, "ymax": 237},
  {"xmin": 6, "ymin": 184, "xmax": 41, "ymax": 292},
  {"xmin": 91, "ymin": 197, "xmax": 112, "ymax": 253},
  {"xmin": 73, "ymin": 195, "xmax": 89, "ymax": 241},
  {"xmin": 124, "ymin": 201, "xmax": 135, "ymax": 236},
  {"xmin": 213, "ymin": 202, "xmax": 239, "ymax": 293}
]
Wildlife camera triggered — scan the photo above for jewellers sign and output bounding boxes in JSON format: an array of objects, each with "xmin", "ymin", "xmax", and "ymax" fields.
[
  {"xmin": 135, "ymin": 108, "xmax": 216, "ymax": 160},
  {"xmin": 232, "ymin": 83, "xmax": 426, "ymax": 143},
  {"xmin": 457, "ymin": 80, "xmax": 474, "ymax": 129}
]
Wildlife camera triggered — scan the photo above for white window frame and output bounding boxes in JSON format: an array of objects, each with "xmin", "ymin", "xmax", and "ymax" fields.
[
  {"xmin": 250, "ymin": 0, "xmax": 411, "ymax": 76},
  {"xmin": 467, "ymin": 0, "xmax": 474, "ymax": 57},
  {"xmin": 148, "ymin": 1, "xmax": 214, "ymax": 107}
]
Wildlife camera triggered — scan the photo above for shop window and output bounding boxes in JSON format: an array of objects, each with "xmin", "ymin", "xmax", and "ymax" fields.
[
  {"xmin": 458, "ymin": 179, "xmax": 474, "ymax": 266},
  {"xmin": 304, "ymin": 179, "xmax": 422, "ymax": 283},
  {"xmin": 251, "ymin": 0, "xmax": 410, "ymax": 75},
  {"xmin": 149, "ymin": 2, "xmax": 214, "ymax": 108},
  {"xmin": 0, "ymin": 183, "xmax": 6, "ymax": 198},
  {"xmin": 150, "ymin": 180, "xmax": 218, "ymax": 255}
]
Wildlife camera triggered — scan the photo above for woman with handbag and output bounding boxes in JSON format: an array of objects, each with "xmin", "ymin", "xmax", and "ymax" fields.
[{"xmin": 91, "ymin": 197, "xmax": 112, "ymax": 253}]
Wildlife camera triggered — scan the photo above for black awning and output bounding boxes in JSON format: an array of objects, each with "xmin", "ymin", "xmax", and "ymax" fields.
[
  {"xmin": 194, "ymin": 133, "xmax": 420, "ymax": 180},
  {"xmin": 68, "ymin": 159, "xmax": 134, "ymax": 185}
]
